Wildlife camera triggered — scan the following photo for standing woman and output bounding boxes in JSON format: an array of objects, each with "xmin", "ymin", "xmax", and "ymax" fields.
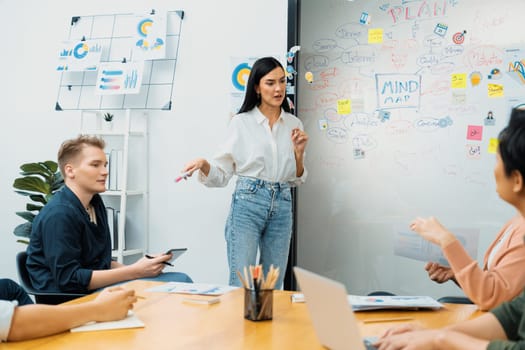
[{"xmin": 182, "ymin": 57, "xmax": 308, "ymax": 288}]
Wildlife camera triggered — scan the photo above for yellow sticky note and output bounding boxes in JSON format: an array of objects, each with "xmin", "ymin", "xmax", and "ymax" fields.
[
  {"xmin": 488, "ymin": 84, "xmax": 504, "ymax": 98},
  {"xmin": 337, "ymin": 99, "xmax": 351, "ymax": 115},
  {"xmin": 451, "ymin": 73, "xmax": 467, "ymax": 89},
  {"xmin": 487, "ymin": 138, "xmax": 499, "ymax": 154},
  {"xmin": 368, "ymin": 28, "xmax": 383, "ymax": 44}
]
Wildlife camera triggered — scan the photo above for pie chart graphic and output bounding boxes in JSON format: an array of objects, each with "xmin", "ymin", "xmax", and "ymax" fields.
[
  {"xmin": 232, "ymin": 63, "xmax": 251, "ymax": 91},
  {"xmin": 138, "ymin": 19, "xmax": 153, "ymax": 37},
  {"xmin": 73, "ymin": 42, "xmax": 89, "ymax": 59}
]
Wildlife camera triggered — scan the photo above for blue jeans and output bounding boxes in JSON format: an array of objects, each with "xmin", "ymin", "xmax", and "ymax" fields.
[
  {"xmin": 138, "ymin": 272, "xmax": 193, "ymax": 283},
  {"xmin": 225, "ymin": 176, "xmax": 293, "ymax": 289},
  {"xmin": 0, "ymin": 278, "xmax": 34, "ymax": 305},
  {"xmin": 102, "ymin": 272, "xmax": 193, "ymax": 291}
]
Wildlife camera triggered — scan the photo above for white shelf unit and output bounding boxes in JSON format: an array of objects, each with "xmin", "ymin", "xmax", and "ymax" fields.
[{"xmin": 80, "ymin": 110, "xmax": 149, "ymax": 264}]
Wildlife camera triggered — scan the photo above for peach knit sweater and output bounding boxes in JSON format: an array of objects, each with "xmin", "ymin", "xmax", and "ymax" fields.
[{"xmin": 443, "ymin": 215, "xmax": 525, "ymax": 311}]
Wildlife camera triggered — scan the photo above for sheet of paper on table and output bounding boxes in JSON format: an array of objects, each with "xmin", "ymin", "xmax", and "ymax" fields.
[{"xmin": 71, "ymin": 311, "xmax": 144, "ymax": 332}]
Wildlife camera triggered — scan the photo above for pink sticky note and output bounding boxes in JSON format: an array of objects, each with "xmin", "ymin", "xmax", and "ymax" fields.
[{"xmin": 467, "ymin": 125, "xmax": 483, "ymax": 141}]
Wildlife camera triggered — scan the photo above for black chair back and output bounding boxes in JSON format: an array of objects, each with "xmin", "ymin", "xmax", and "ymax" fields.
[
  {"xmin": 16, "ymin": 251, "xmax": 87, "ymax": 305},
  {"xmin": 437, "ymin": 296, "xmax": 473, "ymax": 304},
  {"xmin": 367, "ymin": 291, "xmax": 396, "ymax": 296}
]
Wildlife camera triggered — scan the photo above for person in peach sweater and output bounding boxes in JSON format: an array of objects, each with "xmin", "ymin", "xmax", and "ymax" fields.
[
  {"xmin": 375, "ymin": 107, "xmax": 525, "ymax": 349},
  {"xmin": 409, "ymin": 120, "xmax": 525, "ymax": 311},
  {"xmin": 411, "ymin": 216, "xmax": 525, "ymax": 310}
]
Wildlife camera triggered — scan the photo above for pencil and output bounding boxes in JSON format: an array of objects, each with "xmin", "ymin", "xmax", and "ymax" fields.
[
  {"xmin": 244, "ymin": 266, "xmax": 250, "ymax": 289},
  {"xmin": 363, "ymin": 317, "xmax": 413, "ymax": 324},
  {"xmin": 236, "ymin": 270, "xmax": 248, "ymax": 289},
  {"xmin": 136, "ymin": 295, "xmax": 146, "ymax": 300}
]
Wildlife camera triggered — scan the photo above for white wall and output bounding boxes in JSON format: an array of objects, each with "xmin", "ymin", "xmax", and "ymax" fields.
[{"xmin": 0, "ymin": 0, "xmax": 288, "ymax": 284}]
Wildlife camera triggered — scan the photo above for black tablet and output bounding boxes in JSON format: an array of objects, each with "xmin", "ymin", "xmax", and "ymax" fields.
[{"xmin": 165, "ymin": 248, "xmax": 188, "ymax": 263}]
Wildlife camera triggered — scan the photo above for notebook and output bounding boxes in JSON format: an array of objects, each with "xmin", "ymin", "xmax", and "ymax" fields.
[
  {"xmin": 293, "ymin": 267, "xmax": 378, "ymax": 350},
  {"xmin": 70, "ymin": 311, "xmax": 144, "ymax": 333}
]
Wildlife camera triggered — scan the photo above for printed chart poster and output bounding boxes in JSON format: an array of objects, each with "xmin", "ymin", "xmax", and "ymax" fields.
[
  {"xmin": 505, "ymin": 47, "xmax": 525, "ymax": 86},
  {"xmin": 393, "ymin": 227, "xmax": 479, "ymax": 267},
  {"xmin": 56, "ymin": 40, "xmax": 103, "ymax": 72},
  {"xmin": 132, "ymin": 13, "xmax": 167, "ymax": 61},
  {"xmin": 230, "ymin": 56, "xmax": 258, "ymax": 115},
  {"xmin": 95, "ymin": 62, "xmax": 144, "ymax": 95}
]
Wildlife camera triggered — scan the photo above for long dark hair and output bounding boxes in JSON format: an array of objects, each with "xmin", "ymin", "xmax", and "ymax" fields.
[
  {"xmin": 498, "ymin": 107, "xmax": 525, "ymax": 177},
  {"xmin": 237, "ymin": 56, "xmax": 290, "ymax": 114}
]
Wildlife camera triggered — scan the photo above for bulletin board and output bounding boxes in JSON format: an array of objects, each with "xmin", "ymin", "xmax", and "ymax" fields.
[
  {"xmin": 55, "ymin": 10, "xmax": 184, "ymax": 111},
  {"xmin": 295, "ymin": 0, "xmax": 525, "ymax": 297}
]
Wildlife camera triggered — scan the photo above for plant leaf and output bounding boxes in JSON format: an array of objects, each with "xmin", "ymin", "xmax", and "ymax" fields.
[
  {"xmin": 51, "ymin": 173, "xmax": 64, "ymax": 192},
  {"xmin": 14, "ymin": 222, "xmax": 32, "ymax": 238},
  {"xmin": 14, "ymin": 190, "xmax": 34, "ymax": 197},
  {"xmin": 16, "ymin": 211, "xmax": 36, "ymax": 222},
  {"xmin": 13, "ymin": 160, "xmax": 61, "ymax": 244},
  {"xmin": 13, "ymin": 177, "xmax": 50, "ymax": 194},
  {"xmin": 26, "ymin": 203, "xmax": 44, "ymax": 211},
  {"xmin": 51, "ymin": 183, "xmax": 64, "ymax": 192},
  {"xmin": 29, "ymin": 194, "xmax": 46, "ymax": 204},
  {"xmin": 42, "ymin": 160, "xmax": 58, "ymax": 173},
  {"xmin": 19, "ymin": 162, "xmax": 53, "ymax": 177}
]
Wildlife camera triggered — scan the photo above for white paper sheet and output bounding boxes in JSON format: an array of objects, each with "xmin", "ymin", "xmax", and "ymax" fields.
[
  {"xmin": 393, "ymin": 227, "xmax": 480, "ymax": 266},
  {"xmin": 70, "ymin": 311, "xmax": 144, "ymax": 333},
  {"xmin": 146, "ymin": 282, "xmax": 239, "ymax": 296}
]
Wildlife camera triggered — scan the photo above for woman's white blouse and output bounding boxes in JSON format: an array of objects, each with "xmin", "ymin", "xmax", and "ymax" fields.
[{"xmin": 199, "ymin": 107, "xmax": 307, "ymax": 187}]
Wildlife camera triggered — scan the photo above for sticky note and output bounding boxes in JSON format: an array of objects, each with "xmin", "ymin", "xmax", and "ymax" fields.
[
  {"xmin": 487, "ymin": 138, "xmax": 499, "ymax": 154},
  {"xmin": 337, "ymin": 99, "xmax": 351, "ymax": 115},
  {"xmin": 467, "ymin": 125, "xmax": 483, "ymax": 141},
  {"xmin": 466, "ymin": 144, "xmax": 481, "ymax": 159},
  {"xmin": 368, "ymin": 28, "xmax": 383, "ymax": 44},
  {"xmin": 451, "ymin": 73, "xmax": 467, "ymax": 89},
  {"xmin": 452, "ymin": 91, "xmax": 466, "ymax": 105},
  {"xmin": 488, "ymin": 84, "xmax": 504, "ymax": 97},
  {"xmin": 352, "ymin": 98, "xmax": 365, "ymax": 113}
]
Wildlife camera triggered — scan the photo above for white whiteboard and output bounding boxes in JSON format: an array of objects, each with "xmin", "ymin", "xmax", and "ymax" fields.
[{"xmin": 296, "ymin": 0, "xmax": 525, "ymax": 297}]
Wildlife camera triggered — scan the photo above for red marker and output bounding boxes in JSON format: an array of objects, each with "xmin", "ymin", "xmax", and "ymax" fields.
[{"xmin": 175, "ymin": 171, "xmax": 191, "ymax": 183}]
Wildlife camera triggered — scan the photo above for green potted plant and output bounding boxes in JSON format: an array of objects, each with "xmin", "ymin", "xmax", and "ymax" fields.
[
  {"xmin": 13, "ymin": 161, "xmax": 64, "ymax": 244},
  {"xmin": 103, "ymin": 112, "xmax": 114, "ymax": 131}
]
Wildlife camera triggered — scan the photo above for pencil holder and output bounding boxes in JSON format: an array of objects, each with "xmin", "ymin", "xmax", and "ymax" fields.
[{"xmin": 244, "ymin": 288, "xmax": 273, "ymax": 321}]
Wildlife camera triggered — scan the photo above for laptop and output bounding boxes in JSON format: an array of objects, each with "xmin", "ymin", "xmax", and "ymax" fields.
[{"xmin": 293, "ymin": 267, "xmax": 378, "ymax": 350}]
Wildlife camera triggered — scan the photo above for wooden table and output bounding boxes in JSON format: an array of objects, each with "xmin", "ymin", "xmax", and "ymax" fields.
[{"xmin": 3, "ymin": 280, "xmax": 484, "ymax": 350}]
